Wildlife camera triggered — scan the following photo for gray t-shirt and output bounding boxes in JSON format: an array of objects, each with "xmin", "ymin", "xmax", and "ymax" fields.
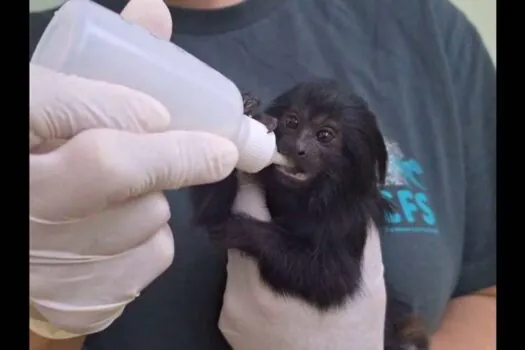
[{"xmin": 29, "ymin": 0, "xmax": 496, "ymax": 349}]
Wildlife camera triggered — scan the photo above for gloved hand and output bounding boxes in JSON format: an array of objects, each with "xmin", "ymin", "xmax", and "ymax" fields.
[
  {"xmin": 30, "ymin": 0, "xmax": 238, "ymax": 338},
  {"xmin": 219, "ymin": 173, "xmax": 387, "ymax": 350}
]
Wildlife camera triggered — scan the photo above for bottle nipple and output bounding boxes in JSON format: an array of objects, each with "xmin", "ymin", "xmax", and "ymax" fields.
[{"xmin": 271, "ymin": 152, "xmax": 292, "ymax": 167}]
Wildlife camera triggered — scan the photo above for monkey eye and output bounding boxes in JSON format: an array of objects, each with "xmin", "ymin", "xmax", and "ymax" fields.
[
  {"xmin": 284, "ymin": 114, "xmax": 299, "ymax": 129},
  {"xmin": 316, "ymin": 129, "xmax": 335, "ymax": 144}
]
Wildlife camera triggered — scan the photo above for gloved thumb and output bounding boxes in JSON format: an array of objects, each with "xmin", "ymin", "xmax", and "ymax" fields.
[{"xmin": 121, "ymin": 0, "xmax": 172, "ymax": 40}]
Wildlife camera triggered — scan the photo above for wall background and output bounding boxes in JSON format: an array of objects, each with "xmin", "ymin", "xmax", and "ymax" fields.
[
  {"xmin": 450, "ymin": 0, "xmax": 496, "ymax": 65},
  {"xmin": 30, "ymin": 0, "xmax": 496, "ymax": 64}
]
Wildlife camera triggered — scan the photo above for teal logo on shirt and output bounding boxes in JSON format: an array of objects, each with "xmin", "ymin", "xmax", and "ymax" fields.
[{"xmin": 381, "ymin": 141, "xmax": 439, "ymax": 235}]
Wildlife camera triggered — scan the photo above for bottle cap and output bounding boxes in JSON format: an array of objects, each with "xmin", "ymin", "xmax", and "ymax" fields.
[{"xmin": 236, "ymin": 117, "xmax": 278, "ymax": 173}]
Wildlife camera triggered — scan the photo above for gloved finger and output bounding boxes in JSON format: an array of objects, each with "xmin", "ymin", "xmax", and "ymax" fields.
[
  {"xmin": 30, "ymin": 225, "xmax": 175, "ymax": 301},
  {"xmin": 120, "ymin": 0, "xmax": 172, "ymax": 40},
  {"xmin": 232, "ymin": 172, "xmax": 271, "ymax": 222},
  {"xmin": 30, "ymin": 225, "xmax": 174, "ymax": 334},
  {"xmin": 30, "ymin": 128, "xmax": 239, "ymax": 221},
  {"xmin": 30, "ymin": 64, "xmax": 171, "ymax": 149},
  {"xmin": 30, "ymin": 192, "xmax": 170, "ymax": 256}
]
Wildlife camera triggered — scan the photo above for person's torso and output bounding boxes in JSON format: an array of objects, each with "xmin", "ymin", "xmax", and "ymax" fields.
[{"xmin": 30, "ymin": 1, "xmax": 468, "ymax": 349}]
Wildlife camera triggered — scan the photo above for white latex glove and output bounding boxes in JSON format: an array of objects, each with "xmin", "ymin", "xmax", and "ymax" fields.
[
  {"xmin": 30, "ymin": 0, "xmax": 238, "ymax": 338},
  {"xmin": 219, "ymin": 173, "xmax": 387, "ymax": 350}
]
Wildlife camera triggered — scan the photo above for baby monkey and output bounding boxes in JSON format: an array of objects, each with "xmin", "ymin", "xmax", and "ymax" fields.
[{"xmin": 191, "ymin": 79, "xmax": 429, "ymax": 350}]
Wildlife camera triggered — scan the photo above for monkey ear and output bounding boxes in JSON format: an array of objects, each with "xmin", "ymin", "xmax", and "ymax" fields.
[
  {"xmin": 350, "ymin": 108, "xmax": 388, "ymax": 186},
  {"xmin": 370, "ymin": 117, "xmax": 388, "ymax": 185}
]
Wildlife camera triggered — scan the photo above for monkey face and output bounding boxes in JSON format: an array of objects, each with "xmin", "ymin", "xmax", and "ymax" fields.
[
  {"xmin": 271, "ymin": 109, "xmax": 344, "ymax": 186},
  {"xmin": 265, "ymin": 79, "xmax": 388, "ymax": 192}
]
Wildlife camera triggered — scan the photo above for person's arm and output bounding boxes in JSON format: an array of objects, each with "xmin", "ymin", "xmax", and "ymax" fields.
[
  {"xmin": 431, "ymin": 286, "xmax": 496, "ymax": 350},
  {"xmin": 430, "ymin": 1, "xmax": 496, "ymax": 349},
  {"xmin": 29, "ymin": 306, "xmax": 86, "ymax": 350},
  {"xmin": 30, "ymin": 12, "xmax": 80, "ymax": 350},
  {"xmin": 30, "ymin": 331, "xmax": 85, "ymax": 350}
]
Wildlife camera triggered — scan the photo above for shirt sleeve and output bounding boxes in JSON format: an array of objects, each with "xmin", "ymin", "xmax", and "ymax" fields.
[{"xmin": 433, "ymin": 0, "xmax": 496, "ymax": 297}]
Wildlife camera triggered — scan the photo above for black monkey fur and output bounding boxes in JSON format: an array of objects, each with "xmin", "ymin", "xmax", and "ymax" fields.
[{"xmin": 190, "ymin": 79, "xmax": 429, "ymax": 350}]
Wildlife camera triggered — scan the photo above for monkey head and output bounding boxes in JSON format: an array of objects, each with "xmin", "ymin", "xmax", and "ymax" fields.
[{"xmin": 262, "ymin": 79, "xmax": 388, "ymax": 195}]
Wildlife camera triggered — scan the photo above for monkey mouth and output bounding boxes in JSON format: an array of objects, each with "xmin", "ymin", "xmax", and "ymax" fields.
[{"xmin": 275, "ymin": 164, "xmax": 310, "ymax": 182}]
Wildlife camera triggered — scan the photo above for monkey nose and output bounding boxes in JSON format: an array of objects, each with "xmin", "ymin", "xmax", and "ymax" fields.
[{"xmin": 297, "ymin": 150, "xmax": 306, "ymax": 157}]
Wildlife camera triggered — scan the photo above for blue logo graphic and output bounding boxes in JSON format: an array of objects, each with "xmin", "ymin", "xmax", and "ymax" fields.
[{"xmin": 381, "ymin": 141, "xmax": 439, "ymax": 235}]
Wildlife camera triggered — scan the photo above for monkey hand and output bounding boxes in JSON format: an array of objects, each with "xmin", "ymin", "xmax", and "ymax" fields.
[
  {"xmin": 30, "ymin": 0, "xmax": 238, "ymax": 339},
  {"xmin": 241, "ymin": 92, "xmax": 278, "ymax": 134},
  {"xmin": 231, "ymin": 172, "xmax": 271, "ymax": 222}
]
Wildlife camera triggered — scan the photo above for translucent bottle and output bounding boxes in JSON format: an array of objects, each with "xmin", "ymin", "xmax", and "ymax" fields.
[{"xmin": 30, "ymin": 0, "xmax": 286, "ymax": 173}]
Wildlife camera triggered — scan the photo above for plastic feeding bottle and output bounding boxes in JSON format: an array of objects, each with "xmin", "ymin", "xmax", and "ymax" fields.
[{"xmin": 30, "ymin": 0, "xmax": 287, "ymax": 174}]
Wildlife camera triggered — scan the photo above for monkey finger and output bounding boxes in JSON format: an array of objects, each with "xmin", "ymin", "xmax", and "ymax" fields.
[{"xmin": 259, "ymin": 114, "xmax": 278, "ymax": 133}]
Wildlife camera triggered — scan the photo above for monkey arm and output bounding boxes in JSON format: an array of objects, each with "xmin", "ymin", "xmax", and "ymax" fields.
[
  {"xmin": 208, "ymin": 214, "xmax": 364, "ymax": 310},
  {"xmin": 206, "ymin": 213, "xmax": 317, "ymax": 291},
  {"xmin": 205, "ymin": 213, "xmax": 286, "ymax": 258},
  {"xmin": 189, "ymin": 172, "xmax": 238, "ymax": 227}
]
